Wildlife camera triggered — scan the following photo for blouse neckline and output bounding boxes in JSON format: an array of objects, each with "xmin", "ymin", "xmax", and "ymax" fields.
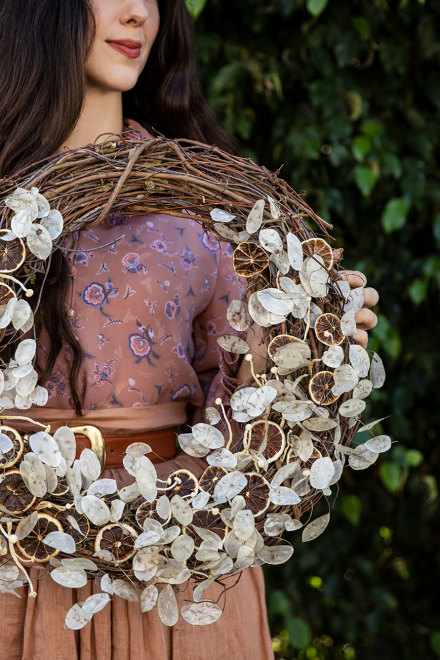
[{"xmin": 123, "ymin": 117, "xmax": 154, "ymax": 141}]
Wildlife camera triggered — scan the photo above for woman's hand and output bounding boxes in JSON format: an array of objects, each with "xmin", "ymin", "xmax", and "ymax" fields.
[{"xmin": 339, "ymin": 269, "xmax": 379, "ymax": 348}]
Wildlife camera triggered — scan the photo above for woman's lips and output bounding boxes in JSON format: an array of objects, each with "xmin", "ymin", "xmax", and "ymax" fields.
[{"xmin": 107, "ymin": 41, "xmax": 141, "ymax": 59}]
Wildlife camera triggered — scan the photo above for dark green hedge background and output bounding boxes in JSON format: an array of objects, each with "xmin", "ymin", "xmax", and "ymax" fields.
[{"xmin": 188, "ymin": 0, "xmax": 440, "ymax": 657}]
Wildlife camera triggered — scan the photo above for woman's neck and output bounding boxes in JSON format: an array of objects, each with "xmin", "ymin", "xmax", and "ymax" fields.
[{"xmin": 55, "ymin": 88, "xmax": 124, "ymax": 154}]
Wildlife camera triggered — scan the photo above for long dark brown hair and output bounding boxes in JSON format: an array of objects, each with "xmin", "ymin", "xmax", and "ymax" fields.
[{"xmin": 0, "ymin": 0, "xmax": 238, "ymax": 415}]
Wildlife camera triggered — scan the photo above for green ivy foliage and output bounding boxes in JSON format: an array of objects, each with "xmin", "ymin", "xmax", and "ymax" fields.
[{"xmin": 192, "ymin": 1, "xmax": 440, "ymax": 657}]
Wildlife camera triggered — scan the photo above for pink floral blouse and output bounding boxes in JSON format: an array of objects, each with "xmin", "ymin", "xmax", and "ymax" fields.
[{"xmin": 46, "ymin": 214, "xmax": 238, "ymax": 406}]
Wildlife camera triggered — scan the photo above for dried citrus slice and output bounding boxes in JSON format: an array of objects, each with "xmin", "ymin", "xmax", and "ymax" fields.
[
  {"xmin": 275, "ymin": 270, "xmax": 284, "ymax": 290},
  {"xmin": 301, "ymin": 238, "xmax": 333, "ymax": 270},
  {"xmin": 242, "ymin": 472, "xmax": 270, "ymax": 517},
  {"xmin": 0, "ymin": 230, "xmax": 26, "ymax": 273},
  {"xmin": 95, "ymin": 522, "xmax": 138, "ymax": 563},
  {"xmin": 286, "ymin": 450, "xmax": 301, "ymax": 465},
  {"xmin": 309, "ymin": 371, "xmax": 339, "ymax": 405},
  {"xmin": 268, "ymin": 335, "xmax": 306, "ymax": 361},
  {"xmin": 199, "ymin": 466, "xmax": 228, "ymax": 496},
  {"xmin": 0, "ymin": 426, "xmax": 24, "ymax": 469},
  {"xmin": 233, "ymin": 242, "xmax": 269, "ymax": 277},
  {"xmin": 191, "ymin": 509, "xmax": 227, "ymax": 541},
  {"xmin": 286, "ymin": 447, "xmax": 323, "ymax": 471},
  {"xmin": 50, "ymin": 476, "xmax": 70, "ymax": 497},
  {"xmin": 301, "ymin": 447, "xmax": 323, "ymax": 470},
  {"xmin": 0, "ymin": 281, "xmax": 15, "ymax": 306},
  {"xmin": 167, "ymin": 469, "xmax": 198, "ymax": 500},
  {"xmin": 0, "ymin": 469, "xmax": 36, "ymax": 514},
  {"xmin": 135, "ymin": 500, "xmax": 172, "ymax": 529},
  {"xmin": 55, "ymin": 507, "xmax": 90, "ymax": 543},
  {"xmin": 16, "ymin": 512, "xmax": 63, "ymax": 562},
  {"xmin": 244, "ymin": 420, "xmax": 285, "ymax": 463},
  {"xmin": 314, "ymin": 313, "xmax": 344, "ymax": 346},
  {"xmin": 99, "ymin": 491, "xmax": 121, "ymax": 508}
]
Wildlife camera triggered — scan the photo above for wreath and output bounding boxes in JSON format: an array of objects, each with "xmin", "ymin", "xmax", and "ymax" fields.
[{"xmin": 0, "ymin": 131, "xmax": 392, "ymax": 628}]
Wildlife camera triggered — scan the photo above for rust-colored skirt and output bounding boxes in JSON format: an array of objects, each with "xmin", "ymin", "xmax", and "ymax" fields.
[{"xmin": 0, "ymin": 465, "xmax": 274, "ymax": 660}]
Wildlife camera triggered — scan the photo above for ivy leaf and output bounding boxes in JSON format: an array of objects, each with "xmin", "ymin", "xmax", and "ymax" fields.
[
  {"xmin": 422, "ymin": 256, "xmax": 440, "ymax": 277},
  {"xmin": 381, "ymin": 197, "xmax": 410, "ymax": 233},
  {"xmin": 345, "ymin": 91, "xmax": 363, "ymax": 122},
  {"xmin": 361, "ymin": 119, "xmax": 382, "ymax": 138},
  {"xmin": 352, "ymin": 136, "xmax": 372, "ymax": 162},
  {"xmin": 286, "ymin": 616, "xmax": 312, "ymax": 650},
  {"xmin": 382, "ymin": 153, "xmax": 402, "ymax": 178},
  {"xmin": 353, "ymin": 165, "xmax": 379, "ymax": 197},
  {"xmin": 340, "ymin": 494, "xmax": 362, "ymax": 526},
  {"xmin": 430, "ymin": 631, "xmax": 440, "ymax": 658},
  {"xmin": 185, "ymin": 0, "xmax": 207, "ymax": 19},
  {"xmin": 408, "ymin": 279, "xmax": 428, "ymax": 305},
  {"xmin": 306, "ymin": 0, "xmax": 329, "ymax": 17},
  {"xmin": 352, "ymin": 17, "xmax": 371, "ymax": 40},
  {"xmin": 404, "ymin": 448, "xmax": 423, "ymax": 468},
  {"xmin": 379, "ymin": 462, "xmax": 403, "ymax": 493}
]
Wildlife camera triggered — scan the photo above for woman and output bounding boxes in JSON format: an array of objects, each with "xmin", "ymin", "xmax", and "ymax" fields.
[{"xmin": 0, "ymin": 1, "xmax": 379, "ymax": 658}]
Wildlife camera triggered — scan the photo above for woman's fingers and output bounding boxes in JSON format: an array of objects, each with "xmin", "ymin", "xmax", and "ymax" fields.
[
  {"xmin": 339, "ymin": 269, "xmax": 367, "ymax": 287},
  {"xmin": 353, "ymin": 328, "xmax": 369, "ymax": 348},
  {"xmin": 332, "ymin": 256, "xmax": 379, "ymax": 348},
  {"xmin": 363, "ymin": 286, "xmax": 379, "ymax": 308},
  {"xmin": 354, "ymin": 307, "xmax": 378, "ymax": 330}
]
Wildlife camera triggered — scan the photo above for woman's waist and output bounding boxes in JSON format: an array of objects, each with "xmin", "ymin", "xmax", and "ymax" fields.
[
  {"xmin": 3, "ymin": 402, "xmax": 188, "ymax": 469},
  {"xmin": 4, "ymin": 401, "xmax": 188, "ymax": 435}
]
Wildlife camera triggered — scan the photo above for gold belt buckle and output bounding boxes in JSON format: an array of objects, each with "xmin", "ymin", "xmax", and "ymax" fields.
[{"xmin": 71, "ymin": 424, "xmax": 106, "ymax": 471}]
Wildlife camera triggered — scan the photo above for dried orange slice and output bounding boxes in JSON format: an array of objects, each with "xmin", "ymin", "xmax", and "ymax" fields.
[
  {"xmin": 55, "ymin": 507, "xmax": 90, "ymax": 543},
  {"xmin": 301, "ymin": 447, "xmax": 323, "ymax": 470},
  {"xmin": 50, "ymin": 476, "xmax": 70, "ymax": 497},
  {"xmin": 0, "ymin": 469, "xmax": 36, "ymax": 515},
  {"xmin": 135, "ymin": 500, "xmax": 171, "ymax": 529},
  {"xmin": 16, "ymin": 512, "xmax": 63, "ymax": 562},
  {"xmin": 167, "ymin": 469, "xmax": 198, "ymax": 500},
  {"xmin": 233, "ymin": 242, "xmax": 269, "ymax": 277},
  {"xmin": 268, "ymin": 334, "xmax": 306, "ymax": 361},
  {"xmin": 199, "ymin": 466, "xmax": 228, "ymax": 496},
  {"xmin": 275, "ymin": 271, "xmax": 284, "ymax": 290},
  {"xmin": 0, "ymin": 426, "xmax": 24, "ymax": 469},
  {"xmin": 301, "ymin": 238, "xmax": 333, "ymax": 270},
  {"xmin": 244, "ymin": 420, "xmax": 286, "ymax": 463},
  {"xmin": 99, "ymin": 491, "xmax": 121, "ymax": 509},
  {"xmin": 0, "ymin": 281, "xmax": 15, "ymax": 306},
  {"xmin": 242, "ymin": 472, "xmax": 271, "ymax": 517},
  {"xmin": 309, "ymin": 371, "xmax": 339, "ymax": 405},
  {"xmin": 286, "ymin": 450, "xmax": 301, "ymax": 466},
  {"xmin": 0, "ymin": 230, "xmax": 26, "ymax": 273},
  {"xmin": 191, "ymin": 509, "xmax": 227, "ymax": 541},
  {"xmin": 95, "ymin": 522, "xmax": 138, "ymax": 563},
  {"xmin": 286, "ymin": 447, "xmax": 323, "ymax": 471},
  {"xmin": 314, "ymin": 313, "xmax": 344, "ymax": 346}
]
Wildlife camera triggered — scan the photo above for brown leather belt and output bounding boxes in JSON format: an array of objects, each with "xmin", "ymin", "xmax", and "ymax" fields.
[{"xmin": 72, "ymin": 425, "xmax": 178, "ymax": 469}]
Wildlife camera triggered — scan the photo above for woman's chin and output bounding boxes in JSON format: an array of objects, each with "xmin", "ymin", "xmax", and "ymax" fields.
[
  {"xmin": 86, "ymin": 68, "xmax": 141, "ymax": 95},
  {"xmin": 106, "ymin": 73, "xmax": 140, "ymax": 93}
]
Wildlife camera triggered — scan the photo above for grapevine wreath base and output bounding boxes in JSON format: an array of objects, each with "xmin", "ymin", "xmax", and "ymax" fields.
[{"xmin": 0, "ymin": 130, "xmax": 392, "ymax": 628}]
